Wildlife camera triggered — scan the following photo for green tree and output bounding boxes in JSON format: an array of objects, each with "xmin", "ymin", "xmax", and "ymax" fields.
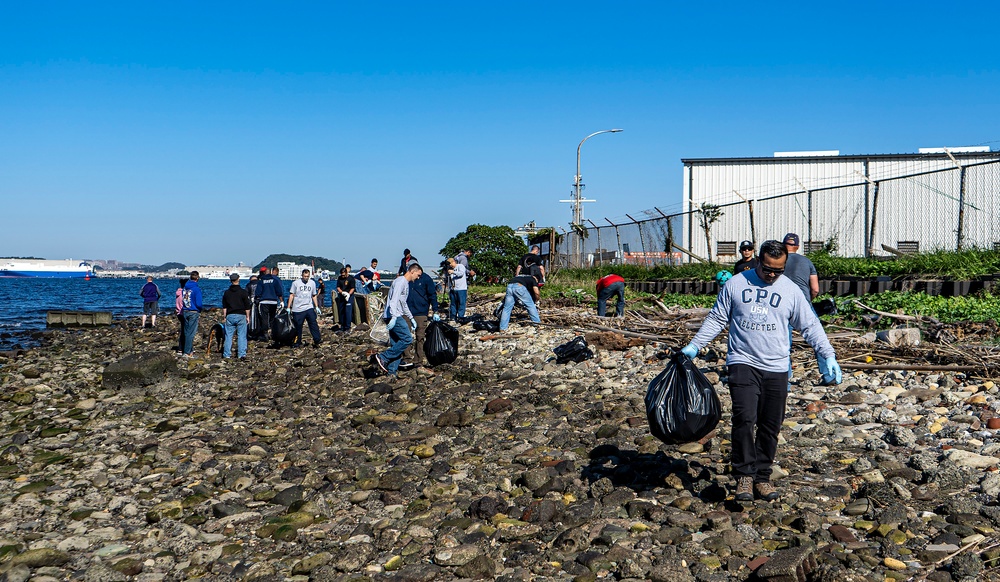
[
  {"xmin": 698, "ymin": 203, "xmax": 724, "ymax": 262},
  {"xmin": 440, "ymin": 224, "xmax": 528, "ymax": 280}
]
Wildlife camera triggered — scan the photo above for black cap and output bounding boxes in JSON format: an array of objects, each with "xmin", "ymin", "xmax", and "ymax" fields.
[{"xmin": 739, "ymin": 240, "xmax": 753, "ymax": 251}]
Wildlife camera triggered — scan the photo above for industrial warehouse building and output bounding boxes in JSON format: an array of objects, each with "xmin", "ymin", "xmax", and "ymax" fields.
[{"xmin": 680, "ymin": 148, "xmax": 1000, "ymax": 260}]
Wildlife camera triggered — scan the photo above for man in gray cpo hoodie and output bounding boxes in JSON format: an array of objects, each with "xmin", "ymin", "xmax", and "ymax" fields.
[{"xmin": 681, "ymin": 240, "xmax": 842, "ymax": 503}]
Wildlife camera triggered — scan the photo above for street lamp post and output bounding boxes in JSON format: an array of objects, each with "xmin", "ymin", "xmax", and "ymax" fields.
[{"xmin": 571, "ymin": 128, "xmax": 622, "ymax": 266}]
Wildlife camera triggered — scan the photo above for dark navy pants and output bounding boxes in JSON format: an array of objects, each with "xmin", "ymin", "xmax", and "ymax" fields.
[{"xmin": 728, "ymin": 364, "xmax": 788, "ymax": 483}]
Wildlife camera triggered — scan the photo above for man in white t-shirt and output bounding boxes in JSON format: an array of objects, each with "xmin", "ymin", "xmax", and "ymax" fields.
[{"xmin": 287, "ymin": 269, "xmax": 321, "ymax": 348}]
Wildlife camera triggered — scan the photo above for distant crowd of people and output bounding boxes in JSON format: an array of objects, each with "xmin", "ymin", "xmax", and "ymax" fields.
[{"xmin": 148, "ymin": 247, "xmax": 531, "ymax": 377}]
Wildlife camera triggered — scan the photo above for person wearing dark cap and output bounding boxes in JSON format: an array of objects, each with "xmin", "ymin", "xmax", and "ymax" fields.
[
  {"xmin": 733, "ymin": 240, "xmax": 758, "ymax": 275},
  {"xmin": 782, "ymin": 233, "xmax": 819, "ymax": 301},
  {"xmin": 222, "ymin": 273, "xmax": 252, "ymax": 359}
]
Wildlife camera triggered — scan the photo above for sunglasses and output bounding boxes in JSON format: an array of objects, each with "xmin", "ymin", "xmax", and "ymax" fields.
[{"xmin": 761, "ymin": 265, "xmax": 785, "ymax": 275}]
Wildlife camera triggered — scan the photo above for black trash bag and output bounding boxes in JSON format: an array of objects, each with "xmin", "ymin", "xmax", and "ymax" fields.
[
  {"xmin": 553, "ymin": 336, "xmax": 594, "ymax": 364},
  {"xmin": 812, "ymin": 298, "xmax": 837, "ymax": 317},
  {"xmin": 473, "ymin": 320, "xmax": 500, "ymax": 333},
  {"xmin": 454, "ymin": 314, "xmax": 484, "ymax": 325},
  {"xmin": 645, "ymin": 352, "xmax": 722, "ymax": 444},
  {"xmin": 271, "ymin": 310, "xmax": 297, "ymax": 347},
  {"xmin": 424, "ymin": 320, "xmax": 460, "ymax": 366}
]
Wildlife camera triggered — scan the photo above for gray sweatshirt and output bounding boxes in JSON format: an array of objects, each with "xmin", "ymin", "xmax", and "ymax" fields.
[
  {"xmin": 691, "ymin": 269, "xmax": 835, "ymax": 373},
  {"xmin": 384, "ymin": 276, "xmax": 414, "ymax": 320}
]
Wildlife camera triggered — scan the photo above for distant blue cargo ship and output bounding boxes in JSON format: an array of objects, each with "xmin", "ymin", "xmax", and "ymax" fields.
[{"xmin": 0, "ymin": 259, "xmax": 93, "ymax": 278}]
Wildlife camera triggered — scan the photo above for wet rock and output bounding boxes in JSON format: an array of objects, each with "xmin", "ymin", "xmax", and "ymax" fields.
[
  {"xmin": 9, "ymin": 548, "xmax": 71, "ymax": 567},
  {"xmin": 485, "ymin": 398, "xmax": 514, "ymax": 414},
  {"xmin": 102, "ymin": 350, "xmax": 177, "ymax": 388},
  {"xmin": 271, "ymin": 484, "xmax": 304, "ymax": 506}
]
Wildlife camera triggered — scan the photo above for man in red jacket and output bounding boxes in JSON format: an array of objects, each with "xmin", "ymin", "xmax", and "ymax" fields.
[{"xmin": 596, "ymin": 274, "xmax": 625, "ymax": 317}]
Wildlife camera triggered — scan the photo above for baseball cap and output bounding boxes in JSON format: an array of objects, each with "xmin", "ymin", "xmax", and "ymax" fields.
[
  {"xmin": 259, "ymin": 266, "xmax": 268, "ymax": 273},
  {"xmin": 783, "ymin": 233, "xmax": 800, "ymax": 246},
  {"xmin": 229, "ymin": 273, "xmax": 240, "ymax": 282},
  {"xmin": 739, "ymin": 240, "xmax": 753, "ymax": 251}
]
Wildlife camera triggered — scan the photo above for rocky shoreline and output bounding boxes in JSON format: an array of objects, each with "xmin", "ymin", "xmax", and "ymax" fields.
[{"xmin": 1, "ymin": 304, "xmax": 1000, "ymax": 581}]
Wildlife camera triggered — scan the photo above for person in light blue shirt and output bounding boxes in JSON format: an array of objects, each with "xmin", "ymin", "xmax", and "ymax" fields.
[{"xmin": 681, "ymin": 240, "xmax": 841, "ymax": 503}]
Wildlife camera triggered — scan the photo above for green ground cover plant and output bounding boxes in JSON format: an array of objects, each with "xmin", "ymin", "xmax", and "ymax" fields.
[{"xmin": 834, "ymin": 291, "xmax": 1000, "ymax": 323}]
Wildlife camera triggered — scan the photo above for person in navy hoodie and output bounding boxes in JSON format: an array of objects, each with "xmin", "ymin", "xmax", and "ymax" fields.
[
  {"xmin": 180, "ymin": 271, "xmax": 203, "ymax": 357},
  {"xmin": 254, "ymin": 266, "xmax": 283, "ymax": 341}
]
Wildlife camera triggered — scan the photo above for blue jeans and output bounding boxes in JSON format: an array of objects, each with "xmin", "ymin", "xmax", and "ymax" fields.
[
  {"xmin": 499, "ymin": 283, "xmax": 539, "ymax": 330},
  {"xmin": 597, "ymin": 281, "xmax": 625, "ymax": 317},
  {"xmin": 449, "ymin": 289, "xmax": 467, "ymax": 319},
  {"xmin": 182, "ymin": 310, "xmax": 200, "ymax": 355},
  {"xmin": 223, "ymin": 313, "xmax": 248, "ymax": 358},
  {"xmin": 292, "ymin": 309, "xmax": 321, "ymax": 345},
  {"xmin": 379, "ymin": 317, "xmax": 412, "ymax": 374}
]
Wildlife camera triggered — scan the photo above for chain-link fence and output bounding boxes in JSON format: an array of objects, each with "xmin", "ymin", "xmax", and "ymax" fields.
[{"xmin": 551, "ymin": 159, "xmax": 1000, "ymax": 268}]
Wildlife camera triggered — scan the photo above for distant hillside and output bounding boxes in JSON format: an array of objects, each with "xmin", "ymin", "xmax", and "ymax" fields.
[{"xmin": 255, "ymin": 255, "xmax": 344, "ymax": 273}]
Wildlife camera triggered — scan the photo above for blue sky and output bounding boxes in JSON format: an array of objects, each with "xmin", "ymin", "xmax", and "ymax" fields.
[{"xmin": 2, "ymin": 1, "xmax": 999, "ymax": 266}]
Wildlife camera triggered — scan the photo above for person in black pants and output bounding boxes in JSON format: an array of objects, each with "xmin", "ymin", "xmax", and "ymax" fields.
[{"xmin": 335, "ymin": 267, "xmax": 355, "ymax": 333}]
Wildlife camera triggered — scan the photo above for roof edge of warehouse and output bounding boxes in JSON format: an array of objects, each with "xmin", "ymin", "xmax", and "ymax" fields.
[{"xmin": 682, "ymin": 147, "xmax": 999, "ymax": 164}]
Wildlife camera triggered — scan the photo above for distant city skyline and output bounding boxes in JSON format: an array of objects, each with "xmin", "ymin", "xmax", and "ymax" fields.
[{"xmin": 3, "ymin": 2, "xmax": 1000, "ymax": 264}]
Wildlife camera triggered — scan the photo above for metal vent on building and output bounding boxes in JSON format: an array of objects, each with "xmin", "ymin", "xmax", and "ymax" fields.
[{"xmin": 717, "ymin": 241, "xmax": 737, "ymax": 256}]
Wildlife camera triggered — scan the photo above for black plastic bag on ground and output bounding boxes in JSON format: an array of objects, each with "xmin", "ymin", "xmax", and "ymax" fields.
[
  {"xmin": 454, "ymin": 314, "xmax": 484, "ymax": 325},
  {"xmin": 553, "ymin": 336, "xmax": 594, "ymax": 364},
  {"xmin": 271, "ymin": 310, "xmax": 297, "ymax": 346},
  {"xmin": 424, "ymin": 320, "xmax": 460, "ymax": 366},
  {"xmin": 472, "ymin": 320, "xmax": 500, "ymax": 333},
  {"xmin": 812, "ymin": 298, "xmax": 837, "ymax": 317},
  {"xmin": 645, "ymin": 352, "xmax": 722, "ymax": 444}
]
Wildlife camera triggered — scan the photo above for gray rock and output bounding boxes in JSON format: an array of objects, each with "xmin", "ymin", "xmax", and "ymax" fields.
[{"xmin": 102, "ymin": 351, "xmax": 177, "ymax": 389}]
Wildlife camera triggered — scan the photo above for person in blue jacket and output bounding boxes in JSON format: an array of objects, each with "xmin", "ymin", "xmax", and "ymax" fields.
[{"xmin": 180, "ymin": 271, "xmax": 203, "ymax": 357}]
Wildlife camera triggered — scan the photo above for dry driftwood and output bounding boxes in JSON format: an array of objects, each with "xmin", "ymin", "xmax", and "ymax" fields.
[{"xmin": 853, "ymin": 300, "xmax": 941, "ymax": 325}]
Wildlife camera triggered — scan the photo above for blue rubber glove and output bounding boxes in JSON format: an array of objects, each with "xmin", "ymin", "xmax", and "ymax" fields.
[
  {"xmin": 387, "ymin": 317, "xmax": 397, "ymax": 330},
  {"xmin": 680, "ymin": 343, "xmax": 699, "ymax": 359},
  {"xmin": 818, "ymin": 355, "xmax": 842, "ymax": 385},
  {"xmin": 432, "ymin": 313, "xmax": 441, "ymax": 322}
]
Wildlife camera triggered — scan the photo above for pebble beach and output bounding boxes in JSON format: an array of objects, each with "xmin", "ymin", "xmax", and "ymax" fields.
[{"xmin": 1, "ymin": 301, "xmax": 999, "ymax": 582}]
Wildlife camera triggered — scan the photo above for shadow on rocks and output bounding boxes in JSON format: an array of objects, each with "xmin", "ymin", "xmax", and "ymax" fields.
[{"xmin": 580, "ymin": 444, "xmax": 728, "ymax": 503}]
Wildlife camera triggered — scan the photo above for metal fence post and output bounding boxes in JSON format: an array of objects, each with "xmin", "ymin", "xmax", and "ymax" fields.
[
  {"xmin": 868, "ymin": 181, "xmax": 880, "ymax": 254},
  {"xmin": 957, "ymin": 166, "xmax": 967, "ymax": 250},
  {"xmin": 626, "ymin": 214, "xmax": 647, "ymax": 266}
]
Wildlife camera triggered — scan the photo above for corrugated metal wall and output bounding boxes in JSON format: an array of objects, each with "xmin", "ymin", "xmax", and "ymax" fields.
[{"xmin": 682, "ymin": 153, "xmax": 1000, "ymax": 259}]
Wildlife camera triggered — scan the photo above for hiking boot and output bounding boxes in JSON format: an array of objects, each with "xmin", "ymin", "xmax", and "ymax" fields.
[
  {"xmin": 735, "ymin": 476, "xmax": 753, "ymax": 502},
  {"xmin": 754, "ymin": 481, "xmax": 780, "ymax": 502},
  {"xmin": 398, "ymin": 362, "xmax": 416, "ymax": 372}
]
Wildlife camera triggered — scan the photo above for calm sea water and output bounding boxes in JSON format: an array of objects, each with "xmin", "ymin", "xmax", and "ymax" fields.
[{"xmin": 0, "ymin": 277, "xmax": 299, "ymax": 351}]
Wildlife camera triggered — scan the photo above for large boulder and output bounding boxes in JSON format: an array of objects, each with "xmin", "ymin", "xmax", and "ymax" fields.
[{"xmin": 102, "ymin": 351, "xmax": 177, "ymax": 389}]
